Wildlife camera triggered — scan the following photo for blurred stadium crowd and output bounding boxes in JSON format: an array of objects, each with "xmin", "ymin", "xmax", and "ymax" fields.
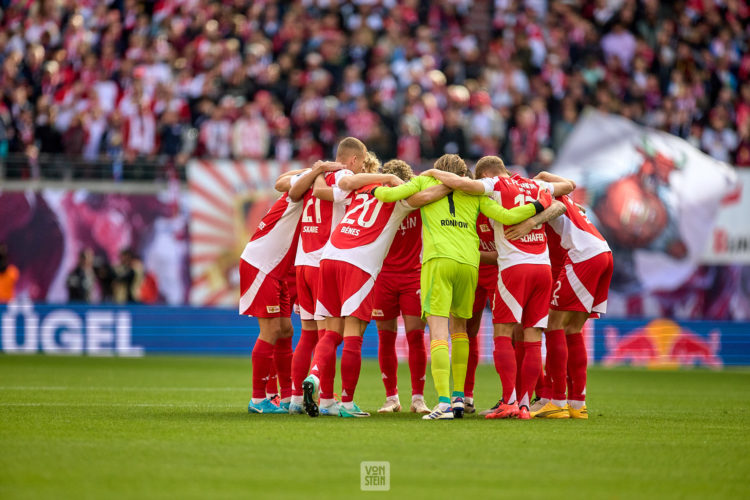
[{"xmin": 0, "ymin": 0, "xmax": 749, "ymax": 182}]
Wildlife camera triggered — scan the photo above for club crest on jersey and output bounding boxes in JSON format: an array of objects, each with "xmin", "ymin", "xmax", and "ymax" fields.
[
  {"xmin": 480, "ymin": 224, "xmax": 490, "ymax": 233},
  {"xmin": 372, "ymin": 309, "xmax": 384, "ymax": 317},
  {"xmin": 266, "ymin": 305, "xmax": 280, "ymax": 313}
]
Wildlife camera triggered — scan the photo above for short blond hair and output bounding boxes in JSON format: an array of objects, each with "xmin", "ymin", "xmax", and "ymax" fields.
[
  {"xmin": 434, "ymin": 154, "xmax": 468, "ymax": 177},
  {"xmin": 382, "ymin": 159, "xmax": 414, "ymax": 181},
  {"xmin": 336, "ymin": 137, "xmax": 367, "ymax": 163},
  {"xmin": 362, "ymin": 151, "xmax": 381, "ymax": 174},
  {"xmin": 474, "ymin": 156, "xmax": 506, "ymax": 178}
]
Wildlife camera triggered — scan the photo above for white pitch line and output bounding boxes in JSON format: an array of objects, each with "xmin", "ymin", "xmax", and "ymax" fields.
[{"xmin": 0, "ymin": 386, "xmax": 248, "ymax": 392}]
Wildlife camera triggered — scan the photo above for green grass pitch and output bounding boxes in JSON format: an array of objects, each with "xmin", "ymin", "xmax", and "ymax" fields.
[{"xmin": 1, "ymin": 355, "xmax": 748, "ymax": 499}]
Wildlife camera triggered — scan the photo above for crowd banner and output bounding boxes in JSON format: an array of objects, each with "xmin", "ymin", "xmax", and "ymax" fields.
[
  {"xmin": 186, "ymin": 159, "xmax": 300, "ymax": 308},
  {"xmin": 0, "ymin": 188, "xmax": 189, "ymax": 304},
  {"xmin": 702, "ymin": 169, "xmax": 750, "ymax": 264},
  {"xmin": 552, "ymin": 110, "xmax": 748, "ymax": 320},
  {"xmin": 2, "ymin": 303, "xmax": 749, "ymax": 367}
]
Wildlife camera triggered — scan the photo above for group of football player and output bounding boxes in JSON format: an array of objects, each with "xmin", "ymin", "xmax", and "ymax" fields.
[{"xmin": 240, "ymin": 136, "xmax": 612, "ymax": 421}]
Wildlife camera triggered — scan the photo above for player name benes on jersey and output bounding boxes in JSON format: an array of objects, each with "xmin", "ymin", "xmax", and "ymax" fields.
[
  {"xmin": 441, "ymin": 219, "xmax": 469, "ymax": 229},
  {"xmin": 341, "ymin": 226, "xmax": 360, "ymax": 236},
  {"xmin": 302, "ymin": 226, "xmax": 319, "ymax": 233},
  {"xmin": 519, "ymin": 232, "xmax": 545, "ymax": 243}
]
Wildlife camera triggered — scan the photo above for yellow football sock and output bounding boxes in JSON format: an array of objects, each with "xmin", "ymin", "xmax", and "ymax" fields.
[
  {"xmin": 430, "ymin": 340, "xmax": 451, "ymax": 404},
  {"xmin": 450, "ymin": 332, "xmax": 469, "ymax": 398}
]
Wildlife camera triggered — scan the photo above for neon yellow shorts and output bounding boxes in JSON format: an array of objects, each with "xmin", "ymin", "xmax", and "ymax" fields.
[{"xmin": 420, "ymin": 257, "xmax": 478, "ymax": 320}]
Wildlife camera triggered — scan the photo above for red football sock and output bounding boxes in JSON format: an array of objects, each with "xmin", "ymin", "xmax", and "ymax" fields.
[
  {"xmin": 545, "ymin": 329, "xmax": 568, "ymax": 401},
  {"xmin": 567, "ymin": 332, "xmax": 588, "ymax": 402},
  {"xmin": 251, "ymin": 339, "xmax": 275, "ymax": 400},
  {"xmin": 535, "ymin": 366, "xmax": 550, "ymax": 400},
  {"xmin": 290, "ymin": 328, "xmax": 319, "ymax": 397},
  {"xmin": 493, "ymin": 336, "xmax": 517, "ymax": 403},
  {"xmin": 514, "ymin": 339, "xmax": 525, "ymax": 396},
  {"xmin": 274, "ymin": 336, "xmax": 293, "ymax": 399},
  {"xmin": 406, "ymin": 329, "xmax": 426, "ymax": 396},
  {"xmin": 265, "ymin": 366, "xmax": 278, "ymax": 396},
  {"xmin": 310, "ymin": 330, "xmax": 342, "ymax": 400},
  {"xmin": 378, "ymin": 330, "xmax": 398, "ymax": 397},
  {"xmin": 341, "ymin": 336, "xmax": 363, "ymax": 403},
  {"xmin": 465, "ymin": 334, "xmax": 479, "ymax": 398},
  {"xmin": 519, "ymin": 341, "xmax": 542, "ymax": 408}
]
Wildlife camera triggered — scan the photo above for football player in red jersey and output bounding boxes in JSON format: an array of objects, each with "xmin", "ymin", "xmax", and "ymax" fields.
[
  {"xmin": 302, "ymin": 154, "xmax": 451, "ymax": 417},
  {"xmin": 288, "ymin": 137, "xmax": 368, "ymax": 414},
  {"xmin": 465, "ymin": 161, "xmax": 502, "ymax": 415},
  {"xmin": 242, "ymin": 163, "xmax": 341, "ymax": 414},
  {"xmin": 505, "ymin": 171, "xmax": 613, "ymax": 419},
  {"xmin": 426, "ymin": 156, "xmax": 571, "ymax": 419},
  {"xmin": 371, "ymin": 160, "xmax": 430, "ymax": 415}
]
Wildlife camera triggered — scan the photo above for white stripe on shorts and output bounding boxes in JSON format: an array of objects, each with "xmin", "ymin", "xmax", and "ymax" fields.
[
  {"xmin": 299, "ymin": 303, "xmax": 314, "ymax": 321},
  {"xmin": 533, "ymin": 314, "xmax": 549, "ymax": 329},
  {"xmin": 565, "ymin": 263, "xmax": 594, "ymax": 312},
  {"xmin": 341, "ymin": 277, "xmax": 375, "ymax": 318},
  {"xmin": 239, "ymin": 269, "xmax": 266, "ymax": 315},
  {"xmin": 497, "ymin": 273, "xmax": 523, "ymax": 323},
  {"xmin": 314, "ymin": 300, "xmax": 332, "ymax": 319}
]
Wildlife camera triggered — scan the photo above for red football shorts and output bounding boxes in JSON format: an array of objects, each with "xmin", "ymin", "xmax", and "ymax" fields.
[
  {"xmin": 473, "ymin": 266, "xmax": 499, "ymax": 313},
  {"xmin": 295, "ymin": 265, "xmax": 320, "ymax": 320},
  {"xmin": 286, "ymin": 267, "xmax": 298, "ymax": 311},
  {"xmin": 371, "ymin": 270, "xmax": 421, "ymax": 321},
  {"xmin": 315, "ymin": 259, "xmax": 375, "ymax": 322},
  {"xmin": 239, "ymin": 261, "xmax": 291, "ymax": 318},
  {"xmin": 551, "ymin": 252, "xmax": 613, "ymax": 314},
  {"xmin": 492, "ymin": 264, "xmax": 553, "ymax": 328}
]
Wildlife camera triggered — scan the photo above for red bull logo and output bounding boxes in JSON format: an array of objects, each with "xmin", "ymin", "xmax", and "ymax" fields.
[{"xmin": 603, "ymin": 319, "xmax": 722, "ymax": 369}]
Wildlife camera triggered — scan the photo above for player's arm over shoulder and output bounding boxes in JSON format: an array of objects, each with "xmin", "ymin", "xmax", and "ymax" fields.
[
  {"xmin": 478, "ymin": 195, "xmax": 543, "ymax": 225},
  {"xmin": 312, "ymin": 173, "xmax": 335, "ymax": 201},
  {"xmin": 404, "ymin": 183, "xmax": 451, "ymax": 208},
  {"xmin": 422, "ymin": 169, "xmax": 487, "ymax": 195},
  {"xmin": 534, "ymin": 171, "xmax": 576, "ymax": 196},
  {"xmin": 373, "ymin": 177, "xmax": 424, "ymax": 202}
]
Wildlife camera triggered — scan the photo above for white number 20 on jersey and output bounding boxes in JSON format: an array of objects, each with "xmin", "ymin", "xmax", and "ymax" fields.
[{"xmin": 342, "ymin": 193, "xmax": 383, "ymax": 228}]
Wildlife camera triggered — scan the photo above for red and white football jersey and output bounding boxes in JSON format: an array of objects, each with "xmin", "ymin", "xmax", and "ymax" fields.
[
  {"xmin": 546, "ymin": 221, "xmax": 568, "ymax": 278},
  {"xmin": 546, "ymin": 194, "xmax": 611, "ymax": 264},
  {"xmin": 380, "ymin": 211, "xmax": 422, "ymax": 274},
  {"xmin": 294, "ymin": 169, "xmax": 354, "ymax": 267},
  {"xmin": 321, "ymin": 190, "xmax": 415, "ymax": 278},
  {"xmin": 476, "ymin": 212, "xmax": 497, "ymax": 274},
  {"xmin": 480, "ymin": 174, "xmax": 553, "ymax": 270},
  {"xmin": 240, "ymin": 191, "xmax": 302, "ymax": 280}
]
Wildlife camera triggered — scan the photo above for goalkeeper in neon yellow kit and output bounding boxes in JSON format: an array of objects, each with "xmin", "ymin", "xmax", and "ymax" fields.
[{"xmin": 372, "ymin": 154, "xmax": 552, "ymax": 420}]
